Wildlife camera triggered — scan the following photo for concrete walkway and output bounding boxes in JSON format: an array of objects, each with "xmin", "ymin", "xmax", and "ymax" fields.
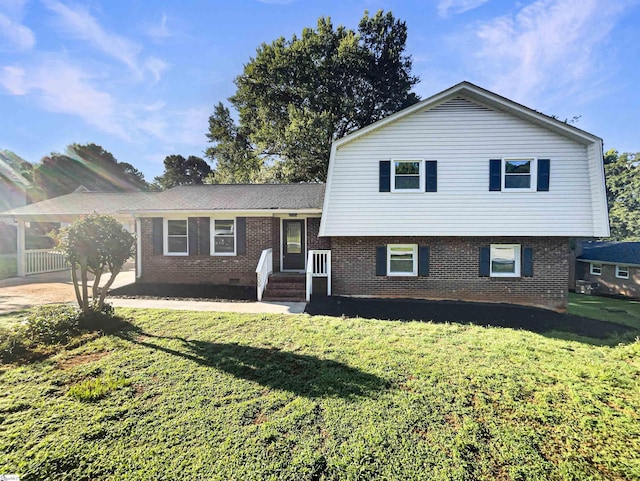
[{"xmin": 0, "ymin": 266, "xmax": 306, "ymax": 315}]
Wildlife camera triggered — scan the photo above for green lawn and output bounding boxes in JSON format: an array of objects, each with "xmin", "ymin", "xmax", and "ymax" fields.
[
  {"xmin": 1, "ymin": 308, "xmax": 639, "ymax": 480},
  {"xmin": 569, "ymin": 292, "xmax": 640, "ymax": 328}
]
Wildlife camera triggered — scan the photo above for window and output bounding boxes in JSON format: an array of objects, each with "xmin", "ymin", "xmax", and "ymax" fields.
[
  {"xmin": 212, "ymin": 219, "xmax": 235, "ymax": 255},
  {"xmin": 616, "ymin": 265, "xmax": 629, "ymax": 279},
  {"xmin": 392, "ymin": 160, "xmax": 423, "ymax": 192},
  {"xmin": 165, "ymin": 219, "xmax": 188, "ymax": 256},
  {"xmin": 503, "ymin": 158, "xmax": 537, "ymax": 191},
  {"xmin": 590, "ymin": 263, "xmax": 602, "ymax": 276},
  {"xmin": 490, "ymin": 244, "xmax": 521, "ymax": 277},
  {"xmin": 387, "ymin": 244, "xmax": 418, "ymax": 276}
]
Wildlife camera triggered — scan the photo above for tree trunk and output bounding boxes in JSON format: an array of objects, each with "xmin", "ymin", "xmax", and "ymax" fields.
[
  {"xmin": 92, "ymin": 267, "xmax": 103, "ymax": 302},
  {"xmin": 80, "ymin": 266, "xmax": 89, "ymax": 313},
  {"xmin": 70, "ymin": 263, "xmax": 83, "ymax": 308},
  {"xmin": 97, "ymin": 266, "xmax": 121, "ymax": 310}
]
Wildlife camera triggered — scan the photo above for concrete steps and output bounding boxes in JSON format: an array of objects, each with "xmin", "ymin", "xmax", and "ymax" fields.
[{"xmin": 262, "ymin": 273, "xmax": 305, "ymax": 301}]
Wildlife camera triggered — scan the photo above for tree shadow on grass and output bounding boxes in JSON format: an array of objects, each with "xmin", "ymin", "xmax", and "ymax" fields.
[
  {"xmin": 116, "ymin": 328, "xmax": 388, "ymax": 399},
  {"xmin": 305, "ymin": 297, "xmax": 638, "ymax": 347}
]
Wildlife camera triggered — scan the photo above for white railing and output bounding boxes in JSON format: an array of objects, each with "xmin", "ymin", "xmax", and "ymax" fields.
[
  {"xmin": 255, "ymin": 248, "xmax": 273, "ymax": 301},
  {"xmin": 306, "ymin": 250, "xmax": 331, "ymax": 301},
  {"xmin": 25, "ymin": 249, "xmax": 69, "ymax": 275}
]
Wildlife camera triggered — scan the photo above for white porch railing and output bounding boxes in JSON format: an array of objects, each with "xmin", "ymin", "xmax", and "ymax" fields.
[
  {"xmin": 255, "ymin": 248, "xmax": 273, "ymax": 301},
  {"xmin": 25, "ymin": 249, "xmax": 69, "ymax": 275},
  {"xmin": 306, "ymin": 250, "xmax": 331, "ymax": 301}
]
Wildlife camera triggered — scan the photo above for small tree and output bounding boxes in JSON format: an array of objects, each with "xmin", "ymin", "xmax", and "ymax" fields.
[{"xmin": 57, "ymin": 215, "xmax": 135, "ymax": 313}]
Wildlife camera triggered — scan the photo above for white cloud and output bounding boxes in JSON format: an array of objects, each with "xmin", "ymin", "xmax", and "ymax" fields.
[
  {"xmin": 145, "ymin": 13, "xmax": 171, "ymax": 40},
  {"xmin": 0, "ymin": 10, "xmax": 35, "ymax": 51},
  {"xmin": 473, "ymin": 0, "xmax": 627, "ymax": 105},
  {"xmin": 43, "ymin": 0, "xmax": 168, "ymax": 82},
  {"xmin": 438, "ymin": 0, "xmax": 490, "ymax": 17},
  {"xmin": 0, "ymin": 65, "xmax": 26, "ymax": 93}
]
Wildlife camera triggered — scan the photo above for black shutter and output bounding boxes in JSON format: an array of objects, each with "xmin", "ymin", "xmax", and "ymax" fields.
[
  {"xmin": 379, "ymin": 160, "xmax": 391, "ymax": 192},
  {"xmin": 537, "ymin": 159, "xmax": 550, "ymax": 191},
  {"xmin": 522, "ymin": 247, "xmax": 533, "ymax": 277},
  {"xmin": 188, "ymin": 218, "xmax": 198, "ymax": 256},
  {"xmin": 376, "ymin": 246, "xmax": 387, "ymax": 276},
  {"xmin": 152, "ymin": 218, "xmax": 163, "ymax": 255},
  {"xmin": 199, "ymin": 217, "xmax": 210, "ymax": 255},
  {"xmin": 425, "ymin": 161, "xmax": 437, "ymax": 192},
  {"xmin": 489, "ymin": 159, "xmax": 501, "ymax": 191},
  {"xmin": 236, "ymin": 217, "xmax": 246, "ymax": 255},
  {"xmin": 418, "ymin": 246, "xmax": 430, "ymax": 277},
  {"xmin": 479, "ymin": 246, "xmax": 490, "ymax": 277}
]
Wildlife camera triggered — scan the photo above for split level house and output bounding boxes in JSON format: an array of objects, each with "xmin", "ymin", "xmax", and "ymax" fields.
[
  {"xmin": 2, "ymin": 82, "xmax": 610, "ymax": 310},
  {"xmin": 575, "ymin": 241, "xmax": 640, "ymax": 299}
]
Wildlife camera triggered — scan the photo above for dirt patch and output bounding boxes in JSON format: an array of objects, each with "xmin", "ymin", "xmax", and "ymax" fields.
[
  {"xmin": 110, "ymin": 283, "xmax": 255, "ymax": 302},
  {"xmin": 57, "ymin": 351, "xmax": 111, "ymax": 370},
  {"xmin": 0, "ymin": 283, "xmax": 76, "ymax": 303},
  {"xmin": 304, "ymin": 296, "xmax": 635, "ymax": 340}
]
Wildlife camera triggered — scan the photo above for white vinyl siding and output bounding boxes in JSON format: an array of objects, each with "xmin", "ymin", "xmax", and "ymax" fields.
[{"xmin": 321, "ymin": 97, "xmax": 603, "ymax": 237}]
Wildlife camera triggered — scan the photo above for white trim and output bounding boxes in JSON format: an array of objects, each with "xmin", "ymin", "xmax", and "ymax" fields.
[
  {"xmin": 163, "ymin": 218, "xmax": 189, "ymax": 256},
  {"xmin": 128, "ymin": 208, "xmax": 322, "ymax": 217},
  {"xmin": 387, "ymin": 244, "xmax": 418, "ymax": 276},
  {"xmin": 615, "ymin": 265, "xmax": 629, "ymax": 279},
  {"xmin": 135, "ymin": 218, "xmax": 141, "ymax": 278},
  {"xmin": 280, "ymin": 217, "xmax": 307, "ymax": 272},
  {"xmin": 589, "ymin": 262, "xmax": 602, "ymax": 276},
  {"xmin": 210, "ymin": 218, "xmax": 236, "ymax": 256},
  {"xmin": 502, "ymin": 158, "xmax": 537, "ymax": 192},
  {"xmin": 490, "ymin": 244, "xmax": 521, "ymax": 277},
  {"xmin": 391, "ymin": 159, "xmax": 424, "ymax": 193}
]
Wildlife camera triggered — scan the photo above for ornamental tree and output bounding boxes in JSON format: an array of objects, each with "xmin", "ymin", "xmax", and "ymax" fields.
[{"xmin": 57, "ymin": 215, "xmax": 135, "ymax": 313}]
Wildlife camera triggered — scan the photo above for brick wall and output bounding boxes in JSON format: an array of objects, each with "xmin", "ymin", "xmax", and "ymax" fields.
[
  {"xmin": 307, "ymin": 217, "xmax": 331, "ymax": 250},
  {"xmin": 139, "ymin": 217, "xmax": 273, "ymax": 286},
  {"xmin": 576, "ymin": 262, "xmax": 640, "ymax": 299},
  {"xmin": 331, "ymin": 236, "xmax": 570, "ymax": 311}
]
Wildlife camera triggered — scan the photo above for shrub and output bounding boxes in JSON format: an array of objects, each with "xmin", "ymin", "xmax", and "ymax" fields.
[
  {"xmin": 0, "ymin": 326, "xmax": 26, "ymax": 363},
  {"xmin": 68, "ymin": 375, "xmax": 131, "ymax": 402},
  {"xmin": 22, "ymin": 304, "xmax": 81, "ymax": 345}
]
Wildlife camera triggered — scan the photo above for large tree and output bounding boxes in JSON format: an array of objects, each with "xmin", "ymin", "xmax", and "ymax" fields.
[
  {"xmin": 33, "ymin": 143, "xmax": 148, "ymax": 198},
  {"xmin": 206, "ymin": 10, "xmax": 419, "ymax": 183},
  {"xmin": 153, "ymin": 154, "xmax": 212, "ymax": 189},
  {"xmin": 604, "ymin": 149, "xmax": 640, "ymax": 241}
]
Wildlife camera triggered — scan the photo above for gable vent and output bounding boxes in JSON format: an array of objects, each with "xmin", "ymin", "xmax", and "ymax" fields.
[{"xmin": 431, "ymin": 97, "xmax": 492, "ymax": 113}]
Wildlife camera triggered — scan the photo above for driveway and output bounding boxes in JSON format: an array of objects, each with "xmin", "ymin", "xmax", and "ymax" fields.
[{"xmin": 0, "ymin": 264, "xmax": 136, "ymax": 314}]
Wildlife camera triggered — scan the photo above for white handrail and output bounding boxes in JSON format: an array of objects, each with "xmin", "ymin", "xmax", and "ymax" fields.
[
  {"xmin": 306, "ymin": 249, "xmax": 331, "ymax": 301},
  {"xmin": 255, "ymin": 248, "xmax": 273, "ymax": 301},
  {"xmin": 25, "ymin": 249, "xmax": 69, "ymax": 275}
]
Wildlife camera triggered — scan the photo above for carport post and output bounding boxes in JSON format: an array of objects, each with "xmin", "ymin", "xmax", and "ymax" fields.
[{"xmin": 16, "ymin": 218, "xmax": 25, "ymax": 276}]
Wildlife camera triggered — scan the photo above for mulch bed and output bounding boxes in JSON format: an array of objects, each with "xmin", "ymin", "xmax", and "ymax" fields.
[
  {"xmin": 109, "ymin": 283, "xmax": 255, "ymax": 302},
  {"xmin": 304, "ymin": 296, "xmax": 634, "ymax": 339}
]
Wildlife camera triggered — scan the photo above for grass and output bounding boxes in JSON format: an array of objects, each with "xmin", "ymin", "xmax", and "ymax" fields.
[
  {"xmin": 568, "ymin": 292, "xmax": 640, "ymax": 328},
  {"xmin": 1, "ymin": 308, "xmax": 639, "ymax": 480},
  {"xmin": 0, "ymin": 310, "xmax": 27, "ymax": 330}
]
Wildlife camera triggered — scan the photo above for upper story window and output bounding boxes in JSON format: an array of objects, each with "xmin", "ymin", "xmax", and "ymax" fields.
[
  {"xmin": 212, "ymin": 219, "xmax": 235, "ymax": 255},
  {"xmin": 615, "ymin": 265, "xmax": 629, "ymax": 279},
  {"xmin": 165, "ymin": 219, "xmax": 188, "ymax": 256},
  {"xmin": 490, "ymin": 244, "xmax": 521, "ymax": 277},
  {"xmin": 503, "ymin": 158, "xmax": 537, "ymax": 191},
  {"xmin": 392, "ymin": 160, "xmax": 423, "ymax": 192}
]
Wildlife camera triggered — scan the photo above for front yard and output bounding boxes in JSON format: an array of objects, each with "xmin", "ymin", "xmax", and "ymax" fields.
[{"xmin": 1, "ymin": 306, "xmax": 638, "ymax": 480}]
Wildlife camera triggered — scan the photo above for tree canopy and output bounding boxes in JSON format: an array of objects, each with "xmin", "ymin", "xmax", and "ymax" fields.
[
  {"xmin": 604, "ymin": 149, "xmax": 640, "ymax": 241},
  {"xmin": 206, "ymin": 10, "xmax": 419, "ymax": 183},
  {"xmin": 33, "ymin": 143, "xmax": 148, "ymax": 198},
  {"xmin": 153, "ymin": 154, "xmax": 212, "ymax": 189}
]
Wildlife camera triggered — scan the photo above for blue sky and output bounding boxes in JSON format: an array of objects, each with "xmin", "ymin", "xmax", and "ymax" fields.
[{"xmin": 0, "ymin": 0, "xmax": 638, "ymax": 181}]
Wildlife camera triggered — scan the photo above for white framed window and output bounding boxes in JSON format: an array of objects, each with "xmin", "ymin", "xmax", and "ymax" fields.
[
  {"xmin": 164, "ymin": 219, "xmax": 188, "ymax": 256},
  {"xmin": 615, "ymin": 265, "xmax": 629, "ymax": 279},
  {"xmin": 387, "ymin": 244, "xmax": 418, "ymax": 276},
  {"xmin": 490, "ymin": 244, "xmax": 521, "ymax": 277},
  {"xmin": 392, "ymin": 160, "xmax": 423, "ymax": 192},
  {"xmin": 502, "ymin": 158, "xmax": 537, "ymax": 191},
  {"xmin": 211, "ymin": 219, "xmax": 236, "ymax": 255},
  {"xmin": 590, "ymin": 263, "xmax": 602, "ymax": 276}
]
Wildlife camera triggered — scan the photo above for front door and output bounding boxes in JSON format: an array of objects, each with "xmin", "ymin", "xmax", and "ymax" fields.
[{"xmin": 282, "ymin": 219, "xmax": 305, "ymax": 271}]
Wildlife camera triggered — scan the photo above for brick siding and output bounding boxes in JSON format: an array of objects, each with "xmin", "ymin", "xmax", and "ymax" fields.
[
  {"xmin": 576, "ymin": 262, "xmax": 640, "ymax": 299},
  {"xmin": 307, "ymin": 217, "xmax": 331, "ymax": 250},
  {"xmin": 331, "ymin": 236, "xmax": 570, "ymax": 311}
]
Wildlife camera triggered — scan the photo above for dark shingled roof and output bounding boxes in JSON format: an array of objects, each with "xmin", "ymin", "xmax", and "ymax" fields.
[
  {"xmin": 578, "ymin": 241, "xmax": 640, "ymax": 266},
  {"xmin": 0, "ymin": 191, "xmax": 157, "ymax": 218},
  {"xmin": 121, "ymin": 184, "xmax": 325, "ymax": 212}
]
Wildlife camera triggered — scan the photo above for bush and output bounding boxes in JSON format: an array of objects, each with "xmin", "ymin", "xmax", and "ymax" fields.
[
  {"xmin": 22, "ymin": 304, "xmax": 81, "ymax": 345},
  {"xmin": 68, "ymin": 375, "xmax": 131, "ymax": 402},
  {"xmin": 0, "ymin": 326, "xmax": 26, "ymax": 363},
  {"xmin": 78, "ymin": 302, "xmax": 116, "ymax": 331}
]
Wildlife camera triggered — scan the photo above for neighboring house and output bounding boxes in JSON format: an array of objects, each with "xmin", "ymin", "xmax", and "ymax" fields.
[
  {"xmin": 0, "ymin": 82, "xmax": 610, "ymax": 310},
  {"xmin": 576, "ymin": 242, "xmax": 640, "ymax": 299}
]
